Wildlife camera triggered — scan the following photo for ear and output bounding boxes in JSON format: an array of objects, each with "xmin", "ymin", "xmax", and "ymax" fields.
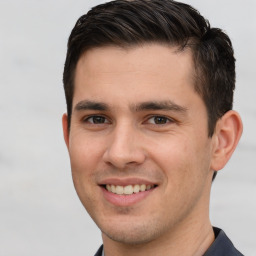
[
  {"xmin": 211, "ymin": 110, "xmax": 243, "ymax": 171},
  {"xmin": 62, "ymin": 113, "xmax": 69, "ymax": 149}
]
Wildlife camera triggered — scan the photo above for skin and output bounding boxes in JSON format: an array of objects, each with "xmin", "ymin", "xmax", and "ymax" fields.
[{"xmin": 62, "ymin": 44, "xmax": 243, "ymax": 256}]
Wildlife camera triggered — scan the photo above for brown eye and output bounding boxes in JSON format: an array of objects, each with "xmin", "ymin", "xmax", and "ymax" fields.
[
  {"xmin": 86, "ymin": 116, "xmax": 108, "ymax": 124},
  {"xmin": 148, "ymin": 116, "xmax": 170, "ymax": 125},
  {"xmin": 154, "ymin": 116, "xmax": 168, "ymax": 124}
]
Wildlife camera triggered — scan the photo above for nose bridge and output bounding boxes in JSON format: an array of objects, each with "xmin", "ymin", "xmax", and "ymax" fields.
[{"xmin": 103, "ymin": 120, "xmax": 145, "ymax": 168}]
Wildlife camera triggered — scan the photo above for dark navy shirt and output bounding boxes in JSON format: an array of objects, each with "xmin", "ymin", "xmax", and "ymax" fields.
[
  {"xmin": 203, "ymin": 227, "xmax": 243, "ymax": 256},
  {"xmin": 94, "ymin": 227, "xmax": 243, "ymax": 256}
]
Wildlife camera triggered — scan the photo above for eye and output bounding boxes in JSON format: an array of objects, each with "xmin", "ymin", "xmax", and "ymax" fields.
[
  {"xmin": 85, "ymin": 115, "xmax": 109, "ymax": 124},
  {"xmin": 147, "ymin": 116, "xmax": 172, "ymax": 125}
]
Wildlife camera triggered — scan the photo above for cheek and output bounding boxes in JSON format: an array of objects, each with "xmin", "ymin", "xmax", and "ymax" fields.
[
  {"xmin": 149, "ymin": 134, "xmax": 210, "ymax": 186},
  {"xmin": 68, "ymin": 137, "xmax": 103, "ymax": 212},
  {"xmin": 69, "ymin": 133, "xmax": 104, "ymax": 173},
  {"xmin": 149, "ymin": 135, "xmax": 191, "ymax": 170},
  {"xmin": 68, "ymin": 134, "xmax": 105, "ymax": 202},
  {"xmin": 151, "ymin": 138, "xmax": 211, "ymax": 219}
]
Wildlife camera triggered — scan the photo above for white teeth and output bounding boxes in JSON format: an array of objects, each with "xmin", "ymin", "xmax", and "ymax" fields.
[
  {"xmin": 124, "ymin": 185, "xmax": 133, "ymax": 195},
  {"xmin": 111, "ymin": 185, "xmax": 116, "ymax": 193},
  {"xmin": 140, "ymin": 184, "xmax": 146, "ymax": 192},
  {"xmin": 105, "ymin": 184, "xmax": 155, "ymax": 195},
  {"xmin": 115, "ymin": 185, "xmax": 124, "ymax": 195},
  {"xmin": 133, "ymin": 184, "xmax": 140, "ymax": 193}
]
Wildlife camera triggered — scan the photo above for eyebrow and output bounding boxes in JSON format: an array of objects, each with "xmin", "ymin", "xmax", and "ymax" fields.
[
  {"xmin": 74, "ymin": 100, "xmax": 109, "ymax": 111},
  {"xmin": 74, "ymin": 99, "xmax": 187, "ymax": 114},
  {"xmin": 132, "ymin": 100, "xmax": 188, "ymax": 113}
]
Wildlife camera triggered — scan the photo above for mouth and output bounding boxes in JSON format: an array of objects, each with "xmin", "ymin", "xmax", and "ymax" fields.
[
  {"xmin": 99, "ymin": 178, "xmax": 158, "ymax": 206},
  {"xmin": 102, "ymin": 184, "xmax": 157, "ymax": 195}
]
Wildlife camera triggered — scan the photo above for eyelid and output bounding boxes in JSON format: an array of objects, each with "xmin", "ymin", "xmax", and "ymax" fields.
[
  {"xmin": 81, "ymin": 114, "xmax": 176, "ymax": 125},
  {"xmin": 145, "ymin": 115, "xmax": 175, "ymax": 125},
  {"xmin": 83, "ymin": 115, "xmax": 111, "ymax": 124}
]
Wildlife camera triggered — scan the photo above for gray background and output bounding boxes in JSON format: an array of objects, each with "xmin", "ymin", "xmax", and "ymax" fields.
[{"xmin": 0, "ymin": 0, "xmax": 255, "ymax": 255}]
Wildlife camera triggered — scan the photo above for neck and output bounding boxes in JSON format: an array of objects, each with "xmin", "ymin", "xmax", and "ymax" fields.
[{"xmin": 102, "ymin": 218, "xmax": 215, "ymax": 256}]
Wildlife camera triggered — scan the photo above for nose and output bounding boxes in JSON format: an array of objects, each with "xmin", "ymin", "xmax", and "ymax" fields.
[{"xmin": 102, "ymin": 123, "xmax": 146, "ymax": 169}]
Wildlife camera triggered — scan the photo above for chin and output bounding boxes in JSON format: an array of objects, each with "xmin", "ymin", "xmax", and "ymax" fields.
[{"xmin": 100, "ymin": 219, "xmax": 164, "ymax": 245}]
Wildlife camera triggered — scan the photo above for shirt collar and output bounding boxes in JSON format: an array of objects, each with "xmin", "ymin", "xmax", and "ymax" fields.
[{"xmin": 98, "ymin": 227, "xmax": 242, "ymax": 256}]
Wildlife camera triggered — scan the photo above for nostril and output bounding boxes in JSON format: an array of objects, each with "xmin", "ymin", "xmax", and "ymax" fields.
[{"xmin": 102, "ymin": 136, "xmax": 146, "ymax": 168}]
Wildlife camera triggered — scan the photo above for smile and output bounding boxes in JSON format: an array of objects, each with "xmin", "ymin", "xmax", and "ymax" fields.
[{"xmin": 105, "ymin": 184, "xmax": 156, "ymax": 195}]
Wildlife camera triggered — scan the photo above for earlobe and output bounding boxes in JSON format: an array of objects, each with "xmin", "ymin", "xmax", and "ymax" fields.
[
  {"xmin": 62, "ymin": 113, "xmax": 70, "ymax": 149},
  {"xmin": 211, "ymin": 110, "xmax": 243, "ymax": 171}
]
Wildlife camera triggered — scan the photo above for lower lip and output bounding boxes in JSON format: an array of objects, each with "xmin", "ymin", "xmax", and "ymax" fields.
[{"xmin": 101, "ymin": 186, "xmax": 156, "ymax": 207}]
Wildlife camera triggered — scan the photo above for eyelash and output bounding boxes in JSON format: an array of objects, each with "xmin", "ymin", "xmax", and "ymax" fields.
[
  {"xmin": 83, "ymin": 115, "xmax": 174, "ymax": 126},
  {"xmin": 83, "ymin": 115, "xmax": 110, "ymax": 124},
  {"xmin": 146, "ymin": 116, "xmax": 174, "ymax": 125}
]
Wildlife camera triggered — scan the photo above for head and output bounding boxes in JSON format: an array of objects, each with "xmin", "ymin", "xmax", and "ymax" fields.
[
  {"xmin": 63, "ymin": 0, "xmax": 236, "ymax": 137},
  {"xmin": 62, "ymin": 0, "xmax": 242, "ymax": 251}
]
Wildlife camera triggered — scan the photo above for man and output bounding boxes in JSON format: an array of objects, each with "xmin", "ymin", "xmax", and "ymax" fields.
[{"xmin": 62, "ymin": 0, "xmax": 243, "ymax": 255}]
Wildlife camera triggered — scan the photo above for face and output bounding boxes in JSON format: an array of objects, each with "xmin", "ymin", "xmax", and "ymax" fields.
[{"xmin": 63, "ymin": 44, "xmax": 215, "ymax": 245}]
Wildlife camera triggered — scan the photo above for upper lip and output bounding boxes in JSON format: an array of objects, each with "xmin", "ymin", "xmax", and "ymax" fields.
[{"xmin": 98, "ymin": 177, "xmax": 158, "ymax": 186}]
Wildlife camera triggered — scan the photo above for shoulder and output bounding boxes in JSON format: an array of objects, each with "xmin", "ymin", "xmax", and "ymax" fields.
[
  {"xmin": 204, "ymin": 227, "xmax": 243, "ymax": 256},
  {"xmin": 94, "ymin": 245, "xmax": 103, "ymax": 256},
  {"xmin": 94, "ymin": 228, "xmax": 243, "ymax": 256}
]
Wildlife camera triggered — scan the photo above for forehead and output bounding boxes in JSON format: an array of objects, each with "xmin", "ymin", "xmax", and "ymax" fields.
[{"xmin": 73, "ymin": 44, "xmax": 197, "ymax": 108}]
